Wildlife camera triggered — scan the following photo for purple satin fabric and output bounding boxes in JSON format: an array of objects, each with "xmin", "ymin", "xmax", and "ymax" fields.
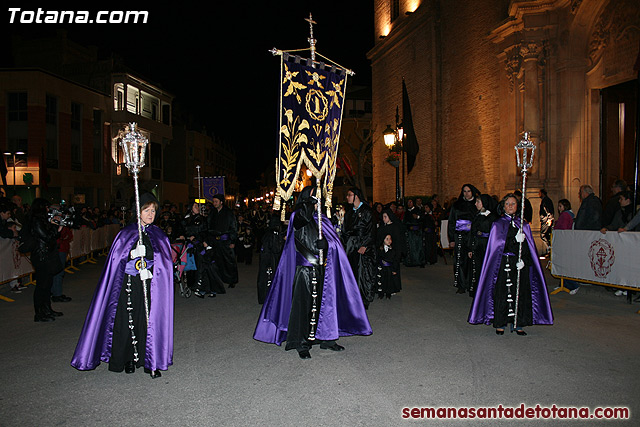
[
  {"xmin": 456, "ymin": 219, "xmax": 472, "ymax": 231},
  {"xmin": 71, "ymin": 224, "xmax": 174, "ymax": 371},
  {"xmin": 253, "ymin": 212, "xmax": 372, "ymax": 345},
  {"xmin": 124, "ymin": 258, "xmax": 154, "ymax": 276},
  {"xmin": 468, "ymin": 216, "xmax": 553, "ymax": 326}
]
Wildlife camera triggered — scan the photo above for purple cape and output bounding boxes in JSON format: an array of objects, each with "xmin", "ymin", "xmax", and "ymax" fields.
[
  {"xmin": 71, "ymin": 224, "xmax": 174, "ymax": 371},
  {"xmin": 253, "ymin": 212, "xmax": 372, "ymax": 345},
  {"xmin": 468, "ymin": 216, "xmax": 553, "ymax": 325}
]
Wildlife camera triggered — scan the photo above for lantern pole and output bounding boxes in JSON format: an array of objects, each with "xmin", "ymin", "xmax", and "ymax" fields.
[
  {"xmin": 513, "ymin": 132, "xmax": 536, "ymax": 330},
  {"xmin": 119, "ymin": 122, "xmax": 155, "ymax": 376}
]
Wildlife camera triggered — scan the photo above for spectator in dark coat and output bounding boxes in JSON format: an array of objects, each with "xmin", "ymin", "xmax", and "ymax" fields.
[
  {"xmin": 601, "ymin": 179, "xmax": 627, "ymax": 229},
  {"xmin": 574, "ymin": 185, "xmax": 603, "ymax": 230}
]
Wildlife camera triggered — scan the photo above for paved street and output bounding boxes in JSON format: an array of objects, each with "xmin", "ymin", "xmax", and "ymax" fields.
[{"xmin": 1, "ymin": 253, "xmax": 638, "ymax": 426}]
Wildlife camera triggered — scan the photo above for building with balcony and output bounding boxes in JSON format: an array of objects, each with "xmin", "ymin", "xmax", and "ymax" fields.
[
  {"xmin": 3, "ymin": 30, "xmax": 177, "ymax": 208},
  {"xmin": 1, "ymin": 68, "xmax": 112, "ymax": 206},
  {"xmin": 110, "ymin": 73, "xmax": 173, "ymax": 207}
]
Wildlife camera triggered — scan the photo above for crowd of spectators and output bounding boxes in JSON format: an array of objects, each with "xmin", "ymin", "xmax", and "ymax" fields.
[{"xmin": 3, "ymin": 181, "xmax": 639, "ymax": 301}]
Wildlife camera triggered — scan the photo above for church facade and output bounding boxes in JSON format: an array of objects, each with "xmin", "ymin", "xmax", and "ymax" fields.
[{"xmin": 369, "ymin": 0, "xmax": 639, "ymax": 222}]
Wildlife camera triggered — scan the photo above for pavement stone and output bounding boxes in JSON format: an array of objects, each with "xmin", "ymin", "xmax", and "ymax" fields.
[{"xmin": 1, "ymin": 253, "xmax": 638, "ymax": 426}]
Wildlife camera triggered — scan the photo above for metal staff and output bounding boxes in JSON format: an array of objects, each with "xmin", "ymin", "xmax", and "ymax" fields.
[
  {"xmin": 308, "ymin": 182, "xmax": 322, "ymax": 341},
  {"xmin": 119, "ymin": 122, "xmax": 154, "ymax": 374},
  {"xmin": 196, "ymin": 165, "xmax": 202, "ymax": 212},
  {"xmin": 513, "ymin": 132, "xmax": 536, "ymax": 330}
]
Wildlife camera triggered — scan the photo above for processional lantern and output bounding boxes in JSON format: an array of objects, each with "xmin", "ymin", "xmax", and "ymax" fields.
[
  {"xmin": 512, "ymin": 131, "xmax": 536, "ymax": 329},
  {"xmin": 515, "ymin": 131, "xmax": 535, "ymax": 174},
  {"xmin": 118, "ymin": 122, "xmax": 154, "ymax": 373}
]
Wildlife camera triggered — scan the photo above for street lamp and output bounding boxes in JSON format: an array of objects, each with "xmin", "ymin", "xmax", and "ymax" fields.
[
  {"xmin": 383, "ymin": 125, "xmax": 396, "ymax": 149},
  {"xmin": 3, "ymin": 151, "xmax": 25, "ymax": 195},
  {"xmin": 383, "ymin": 112, "xmax": 404, "ymax": 202}
]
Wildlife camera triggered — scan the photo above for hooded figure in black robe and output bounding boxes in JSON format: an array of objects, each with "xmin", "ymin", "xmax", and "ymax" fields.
[
  {"xmin": 343, "ymin": 187, "xmax": 376, "ymax": 308},
  {"xmin": 447, "ymin": 184, "xmax": 480, "ymax": 294},
  {"xmin": 253, "ymin": 186, "xmax": 371, "ymax": 359},
  {"xmin": 403, "ymin": 199, "xmax": 425, "ymax": 267},
  {"xmin": 376, "ymin": 208, "xmax": 406, "ymax": 294},
  {"xmin": 208, "ymin": 194, "xmax": 239, "ymax": 287},
  {"xmin": 182, "ymin": 202, "xmax": 225, "ymax": 297},
  {"xmin": 376, "ymin": 233, "xmax": 401, "ymax": 299},
  {"xmin": 421, "ymin": 204, "xmax": 438, "ymax": 265},
  {"xmin": 256, "ymin": 215, "xmax": 285, "ymax": 304},
  {"xmin": 467, "ymin": 194, "xmax": 499, "ymax": 297}
]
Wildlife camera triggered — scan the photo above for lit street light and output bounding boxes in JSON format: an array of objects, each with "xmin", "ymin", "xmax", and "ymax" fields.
[
  {"xmin": 383, "ymin": 108, "xmax": 404, "ymax": 202},
  {"xmin": 3, "ymin": 151, "xmax": 25, "ymax": 196}
]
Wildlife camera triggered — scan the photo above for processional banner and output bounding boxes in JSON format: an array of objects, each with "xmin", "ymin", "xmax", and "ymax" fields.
[
  {"xmin": 203, "ymin": 176, "xmax": 225, "ymax": 201},
  {"xmin": 274, "ymin": 53, "xmax": 348, "ymax": 216}
]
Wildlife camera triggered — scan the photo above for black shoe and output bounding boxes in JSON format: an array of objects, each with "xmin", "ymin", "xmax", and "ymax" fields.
[
  {"xmin": 194, "ymin": 290, "xmax": 206, "ymax": 298},
  {"xmin": 208, "ymin": 293, "xmax": 217, "ymax": 298},
  {"xmin": 495, "ymin": 329, "xmax": 504, "ymax": 335},
  {"xmin": 298, "ymin": 350, "xmax": 311, "ymax": 359},
  {"xmin": 228, "ymin": 283, "xmax": 236, "ymax": 288},
  {"xmin": 46, "ymin": 307, "xmax": 64, "ymax": 317},
  {"xmin": 320, "ymin": 343, "xmax": 345, "ymax": 352},
  {"xmin": 34, "ymin": 313, "xmax": 55, "ymax": 322},
  {"xmin": 124, "ymin": 361, "xmax": 136, "ymax": 374},
  {"xmin": 386, "ymin": 294, "xmax": 391, "ymax": 299},
  {"xmin": 515, "ymin": 330, "xmax": 527, "ymax": 336},
  {"xmin": 52, "ymin": 295, "xmax": 72, "ymax": 302},
  {"xmin": 456, "ymin": 288, "xmax": 466, "ymax": 294},
  {"xmin": 144, "ymin": 368, "xmax": 162, "ymax": 378}
]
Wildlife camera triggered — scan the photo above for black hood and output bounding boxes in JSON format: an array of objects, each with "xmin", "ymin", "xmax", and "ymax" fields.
[{"xmin": 131, "ymin": 191, "xmax": 160, "ymax": 223}]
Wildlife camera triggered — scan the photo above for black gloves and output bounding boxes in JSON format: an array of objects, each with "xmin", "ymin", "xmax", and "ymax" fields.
[{"xmin": 316, "ymin": 238, "xmax": 328, "ymax": 251}]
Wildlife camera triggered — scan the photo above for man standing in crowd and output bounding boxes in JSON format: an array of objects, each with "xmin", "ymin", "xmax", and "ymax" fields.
[
  {"xmin": 208, "ymin": 194, "xmax": 238, "ymax": 288},
  {"xmin": 574, "ymin": 185, "xmax": 603, "ymax": 231},
  {"xmin": 602, "ymin": 179, "xmax": 627, "ymax": 228},
  {"xmin": 343, "ymin": 187, "xmax": 376, "ymax": 309},
  {"xmin": 539, "ymin": 189, "xmax": 554, "ymax": 255}
]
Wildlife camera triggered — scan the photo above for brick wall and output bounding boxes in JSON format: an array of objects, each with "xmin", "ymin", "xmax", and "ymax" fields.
[
  {"xmin": 370, "ymin": 0, "xmax": 509, "ymax": 204},
  {"xmin": 438, "ymin": 0, "xmax": 505, "ymax": 200}
]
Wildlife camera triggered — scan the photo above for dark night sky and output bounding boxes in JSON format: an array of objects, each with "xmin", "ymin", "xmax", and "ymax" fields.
[{"xmin": 3, "ymin": 2, "xmax": 374, "ymax": 193}]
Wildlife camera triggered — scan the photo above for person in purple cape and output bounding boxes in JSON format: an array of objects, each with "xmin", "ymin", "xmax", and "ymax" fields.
[
  {"xmin": 253, "ymin": 186, "xmax": 372, "ymax": 359},
  {"xmin": 468, "ymin": 193, "xmax": 553, "ymax": 335},
  {"xmin": 71, "ymin": 192, "xmax": 173, "ymax": 378}
]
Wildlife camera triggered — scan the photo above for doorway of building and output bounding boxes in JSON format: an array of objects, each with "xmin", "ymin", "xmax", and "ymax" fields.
[{"xmin": 601, "ymin": 79, "xmax": 638, "ymax": 201}]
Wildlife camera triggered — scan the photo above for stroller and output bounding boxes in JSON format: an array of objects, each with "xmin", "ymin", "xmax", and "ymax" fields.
[{"xmin": 171, "ymin": 240, "xmax": 195, "ymax": 298}]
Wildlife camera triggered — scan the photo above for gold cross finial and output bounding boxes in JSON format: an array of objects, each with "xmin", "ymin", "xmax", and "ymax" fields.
[{"xmin": 305, "ymin": 13, "xmax": 317, "ymax": 62}]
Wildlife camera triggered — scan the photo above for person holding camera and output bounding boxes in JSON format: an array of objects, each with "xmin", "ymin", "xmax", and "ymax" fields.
[
  {"xmin": 50, "ymin": 205, "xmax": 73, "ymax": 303},
  {"xmin": 23, "ymin": 198, "xmax": 65, "ymax": 322}
]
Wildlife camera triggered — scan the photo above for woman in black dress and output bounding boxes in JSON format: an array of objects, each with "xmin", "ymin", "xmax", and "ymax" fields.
[
  {"xmin": 447, "ymin": 184, "xmax": 480, "ymax": 294},
  {"xmin": 467, "ymin": 194, "xmax": 498, "ymax": 297}
]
